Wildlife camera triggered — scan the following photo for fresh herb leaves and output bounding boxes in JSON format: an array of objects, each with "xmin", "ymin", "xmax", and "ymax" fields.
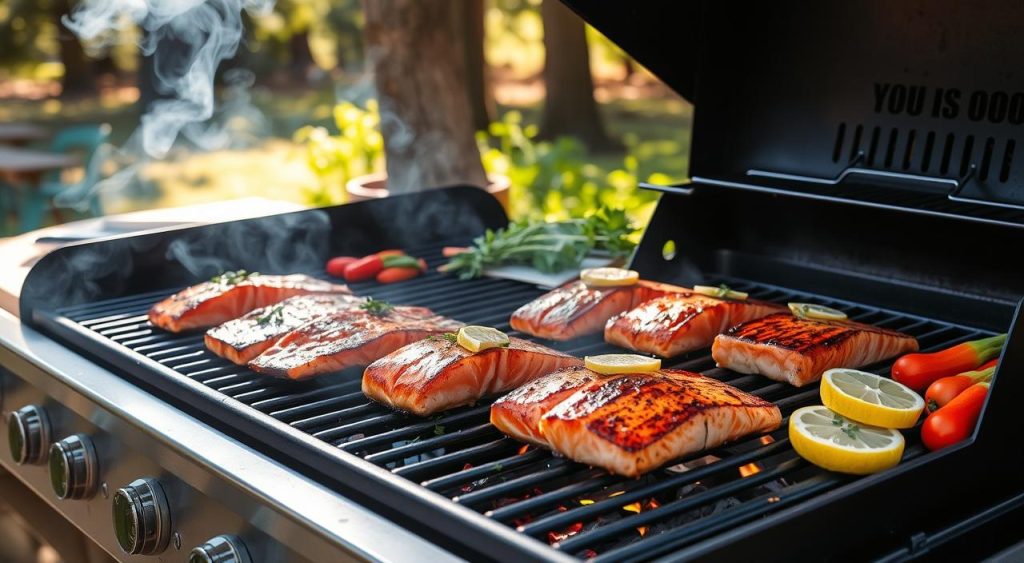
[
  {"xmin": 211, "ymin": 269, "xmax": 258, "ymax": 285},
  {"xmin": 257, "ymin": 304, "xmax": 285, "ymax": 326},
  {"xmin": 441, "ymin": 206, "xmax": 638, "ymax": 279},
  {"xmin": 360, "ymin": 298, "xmax": 394, "ymax": 316},
  {"xmin": 433, "ymin": 424, "xmax": 446, "ymax": 436}
]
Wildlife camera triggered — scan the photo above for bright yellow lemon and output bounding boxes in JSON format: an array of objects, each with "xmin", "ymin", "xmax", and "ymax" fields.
[
  {"xmin": 789, "ymin": 406, "xmax": 905, "ymax": 475},
  {"xmin": 820, "ymin": 368, "xmax": 924, "ymax": 429},
  {"xmin": 456, "ymin": 326, "xmax": 510, "ymax": 353},
  {"xmin": 584, "ymin": 353, "xmax": 661, "ymax": 375}
]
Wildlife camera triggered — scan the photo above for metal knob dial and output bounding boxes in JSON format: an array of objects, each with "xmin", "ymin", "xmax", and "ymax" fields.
[
  {"xmin": 189, "ymin": 535, "xmax": 252, "ymax": 563},
  {"xmin": 7, "ymin": 405, "xmax": 50, "ymax": 465},
  {"xmin": 49, "ymin": 434, "xmax": 98, "ymax": 499},
  {"xmin": 111, "ymin": 478, "xmax": 171, "ymax": 555}
]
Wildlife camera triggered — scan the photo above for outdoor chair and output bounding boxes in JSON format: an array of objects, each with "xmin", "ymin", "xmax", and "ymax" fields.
[{"xmin": 17, "ymin": 123, "xmax": 111, "ymax": 233}]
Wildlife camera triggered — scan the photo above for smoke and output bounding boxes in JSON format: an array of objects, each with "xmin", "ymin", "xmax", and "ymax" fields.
[{"xmin": 64, "ymin": 0, "xmax": 273, "ymax": 160}]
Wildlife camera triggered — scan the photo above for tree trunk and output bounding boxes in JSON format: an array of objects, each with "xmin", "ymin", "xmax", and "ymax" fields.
[
  {"xmin": 455, "ymin": 0, "xmax": 494, "ymax": 132},
  {"xmin": 54, "ymin": 0, "xmax": 97, "ymax": 97},
  {"xmin": 538, "ymin": 0, "xmax": 616, "ymax": 151},
  {"xmin": 289, "ymin": 29, "xmax": 316, "ymax": 82},
  {"xmin": 362, "ymin": 0, "xmax": 488, "ymax": 194}
]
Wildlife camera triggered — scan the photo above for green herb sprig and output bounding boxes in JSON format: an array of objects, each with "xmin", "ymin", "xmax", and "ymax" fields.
[
  {"xmin": 211, "ymin": 269, "xmax": 258, "ymax": 285},
  {"xmin": 360, "ymin": 298, "xmax": 395, "ymax": 317},
  {"xmin": 441, "ymin": 207, "xmax": 638, "ymax": 279},
  {"xmin": 257, "ymin": 304, "xmax": 285, "ymax": 326}
]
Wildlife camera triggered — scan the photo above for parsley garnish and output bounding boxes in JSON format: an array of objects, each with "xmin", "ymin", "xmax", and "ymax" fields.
[
  {"xmin": 433, "ymin": 424, "xmax": 446, "ymax": 436},
  {"xmin": 257, "ymin": 304, "xmax": 285, "ymax": 326},
  {"xmin": 360, "ymin": 298, "xmax": 394, "ymax": 316},
  {"xmin": 442, "ymin": 332, "xmax": 458, "ymax": 344},
  {"xmin": 211, "ymin": 269, "xmax": 258, "ymax": 285}
]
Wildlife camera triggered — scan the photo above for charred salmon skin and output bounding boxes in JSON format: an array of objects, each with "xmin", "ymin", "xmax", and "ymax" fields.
[
  {"xmin": 149, "ymin": 273, "xmax": 349, "ymax": 333},
  {"xmin": 539, "ymin": 370, "xmax": 782, "ymax": 477},
  {"xmin": 363, "ymin": 337, "xmax": 580, "ymax": 415},
  {"xmin": 605, "ymin": 293, "xmax": 786, "ymax": 357},
  {"xmin": 205, "ymin": 294, "xmax": 365, "ymax": 364},
  {"xmin": 712, "ymin": 313, "xmax": 919, "ymax": 387},
  {"xmin": 489, "ymin": 366, "xmax": 600, "ymax": 445},
  {"xmin": 248, "ymin": 307, "xmax": 461, "ymax": 380},
  {"xmin": 509, "ymin": 280, "xmax": 680, "ymax": 340}
]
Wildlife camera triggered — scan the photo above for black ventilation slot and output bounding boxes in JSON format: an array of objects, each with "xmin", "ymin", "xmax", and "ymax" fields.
[
  {"xmin": 921, "ymin": 131, "xmax": 935, "ymax": 173},
  {"xmin": 883, "ymin": 128, "xmax": 899, "ymax": 168},
  {"xmin": 867, "ymin": 127, "xmax": 881, "ymax": 165},
  {"xmin": 831, "ymin": 123, "xmax": 846, "ymax": 163},
  {"xmin": 940, "ymin": 133, "xmax": 955, "ymax": 175},
  {"xmin": 1000, "ymin": 139, "xmax": 1016, "ymax": 182},
  {"xmin": 979, "ymin": 137, "xmax": 995, "ymax": 181},
  {"xmin": 901, "ymin": 130, "xmax": 917, "ymax": 171},
  {"xmin": 849, "ymin": 124, "xmax": 864, "ymax": 161},
  {"xmin": 830, "ymin": 123, "xmax": 1016, "ymax": 184}
]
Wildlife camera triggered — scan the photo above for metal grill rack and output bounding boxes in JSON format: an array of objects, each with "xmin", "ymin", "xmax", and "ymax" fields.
[{"xmin": 39, "ymin": 240, "xmax": 993, "ymax": 562}]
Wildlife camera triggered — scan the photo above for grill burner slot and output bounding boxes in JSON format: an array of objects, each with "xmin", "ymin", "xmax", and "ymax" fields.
[{"xmin": 45, "ymin": 241, "xmax": 995, "ymax": 561}]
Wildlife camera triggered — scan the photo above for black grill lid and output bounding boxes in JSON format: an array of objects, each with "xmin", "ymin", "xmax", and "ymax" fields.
[{"xmin": 566, "ymin": 1, "xmax": 1024, "ymax": 214}]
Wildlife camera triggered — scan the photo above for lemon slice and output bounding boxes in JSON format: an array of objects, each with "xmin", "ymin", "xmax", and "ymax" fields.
[
  {"xmin": 693, "ymin": 284, "xmax": 749, "ymax": 300},
  {"xmin": 820, "ymin": 369, "xmax": 924, "ymax": 429},
  {"xmin": 788, "ymin": 302, "xmax": 848, "ymax": 321},
  {"xmin": 456, "ymin": 326, "xmax": 510, "ymax": 353},
  {"xmin": 789, "ymin": 406, "xmax": 905, "ymax": 475},
  {"xmin": 580, "ymin": 267, "xmax": 639, "ymax": 287},
  {"xmin": 585, "ymin": 354, "xmax": 661, "ymax": 375}
]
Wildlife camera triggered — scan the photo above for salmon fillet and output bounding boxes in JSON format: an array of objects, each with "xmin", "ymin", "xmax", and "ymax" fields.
[
  {"xmin": 248, "ymin": 307, "xmax": 461, "ymax": 380},
  {"xmin": 490, "ymin": 366, "xmax": 600, "ymax": 445},
  {"xmin": 605, "ymin": 293, "xmax": 786, "ymax": 357},
  {"xmin": 149, "ymin": 273, "xmax": 349, "ymax": 333},
  {"xmin": 509, "ymin": 280, "xmax": 681, "ymax": 340},
  {"xmin": 205, "ymin": 294, "xmax": 365, "ymax": 364},
  {"xmin": 363, "ymin": 337, "xmax": 581, "ymax": 415},
  {"xmin": 712, "ymin": 313, "xmax": 919, "ymax": 387},
  {"xmin": 539, "ymin": 370, "xmax": 782, "ymax": 477}
]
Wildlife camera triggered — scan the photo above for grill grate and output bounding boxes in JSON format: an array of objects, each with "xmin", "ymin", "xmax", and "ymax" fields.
[{"xmin": 51, "ymin": 241, "xmax": 992, "ymax": 561}]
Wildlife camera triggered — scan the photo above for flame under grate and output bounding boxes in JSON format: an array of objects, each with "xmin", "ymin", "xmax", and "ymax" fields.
[{"xmin": 51, "ymin": 240, "xmax": 993, "ymax": 561}]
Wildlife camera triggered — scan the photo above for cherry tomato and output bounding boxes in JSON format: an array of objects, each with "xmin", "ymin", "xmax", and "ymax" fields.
[
  {"xmin": 325, "ymin": 256, "xmax": 358, "ymax": 278},
  {"xmin": 344, "ymin": 255, "xmax": 384, "ymax": 282},
  {"xmin": 921, "ymin": 383, "xmax": 989, "ymax": 450},
  {"xmin": 376, "ymin": 267, "xmax": 421, "ymax": 284}
]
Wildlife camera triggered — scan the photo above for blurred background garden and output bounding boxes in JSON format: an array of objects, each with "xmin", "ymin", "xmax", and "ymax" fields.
[{"xmin": 0, "ymin": 0, "xmax": 691, "ymax": 235}]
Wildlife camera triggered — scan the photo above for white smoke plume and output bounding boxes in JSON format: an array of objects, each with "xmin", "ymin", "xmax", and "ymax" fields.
[{"xmin": 64, "ymin": 0, "xmax": 273, "ymax": 160}]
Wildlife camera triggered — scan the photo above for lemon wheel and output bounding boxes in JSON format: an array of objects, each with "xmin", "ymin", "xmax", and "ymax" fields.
[
  {"xmin": 456, "ymin": 326, "xmax": 510, "ymax": 352},
  {"xmin": 820, "ymin": 369, "xmax": 924, "ymax": 429},
  {"xmin": 580, "ymin": 267, "xmax": 639, "ymax": 287},
  {"xmin": 789, "ymin": 406, "xmax": 905, "ymax": 475},
  {"xmin": 584, "ymin": 353, "xmax": 661, "ymax": 375}
]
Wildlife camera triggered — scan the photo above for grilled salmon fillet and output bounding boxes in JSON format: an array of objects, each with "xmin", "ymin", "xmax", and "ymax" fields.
[
  {"xmin": 490, "ymin": 366, "xmax": 600, "ymax": 445},
  {"xmin": 363, "ymin": 337, "xmax": 581, "ymax": 415},
  {"xmin": 604, "ymin": 293, "xmax": 786, "ymax": 357},
  {"xmin": 509, "ymin": 280, "xmax": 680, "ymax": 340},
  {"xmin": 539, "ymin": 370, "xmax": 781, "ymax": 477},
  {"xmin": 712, "ymin": 313, "xmax": 919, "ymax": 387},
  {"xmin": 248, "ymin": 307, "xmax": 461, "ymax": 380},
  {"xmin": 205, "ymin": 294, "xmax": 365, "ymax": 364},
  {"xmin": 149, "ymin": 274, "xmax": 350, "ymax": 333}
]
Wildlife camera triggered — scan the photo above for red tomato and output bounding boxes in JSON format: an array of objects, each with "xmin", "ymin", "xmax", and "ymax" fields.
[
  {"xmin": 344, "ymin": 255, "xmax": 384, "ymax": 282},
  {"xmin": 376, "ymin": 267, "xmax": 421, "ymax": 284},
  {"xmin": 325, "ymin": 256, "xmax": 358, "ymax": 278},
  {"xmin": 921, "ymin": 383, "xmax": 989, "ymax": 450}
]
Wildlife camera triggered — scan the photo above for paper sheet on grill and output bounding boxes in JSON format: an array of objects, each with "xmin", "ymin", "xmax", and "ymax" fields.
[{"xmin": 481, "ymin": 256, "xmax": 615, "ymax": 289}]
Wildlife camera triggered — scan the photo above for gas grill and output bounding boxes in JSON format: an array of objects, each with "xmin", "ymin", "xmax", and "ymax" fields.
[{"xmin": 4, "ymin": 1, "xmax": 1024, "ymax": 561}]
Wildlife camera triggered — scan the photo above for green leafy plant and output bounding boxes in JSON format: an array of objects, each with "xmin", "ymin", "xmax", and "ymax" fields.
[{"xmin": 293, "ymin": 99, "xmax": 384, "ymax": 204}]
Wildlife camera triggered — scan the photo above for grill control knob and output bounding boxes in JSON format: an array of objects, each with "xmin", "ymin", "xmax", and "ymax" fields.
[
  {"xmin": 7, "ymin": 405, "xmax": 50, "ymax": 465},
  {"xmin": 49, "ymin": 434, "xmax": 98, "ymax": 499},
  {"xmin": 112, "ymin": 478, "xmax": 171, "ymax": 555},
  {"xmin": 188, "ymin": 535, "xmax": 252, "ymax": 563}
]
